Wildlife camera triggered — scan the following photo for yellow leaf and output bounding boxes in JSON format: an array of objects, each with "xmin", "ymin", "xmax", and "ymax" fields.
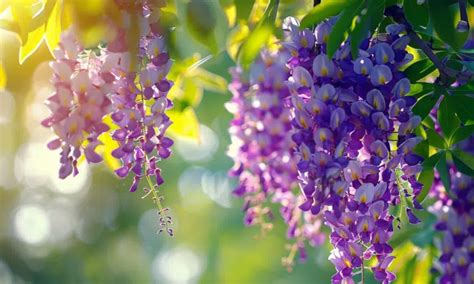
[
  {"xmin": 98, "ymin": 132, "xmax": 121, "ymax": 171},
  {"xmin": 190, "ymin": 68, "xmax": 227, "ymax": 94},
  {"xmin": 10, "ymin": 1, "xmax": 33, "ymax": 41},
  {"xmin": 226, "ymin": 24, "xmax": 249, "ymax": 62},
  {"xmin": 224, "ymin": 3, "xmax": 236, "ymax": 27},
  {"xmin": 167, "ymin": 107, "xmax": 200, "ymax": 142},
  {"xmin": 45, "ymin": 0, "xmax": 62, "ymax": 54},
  {"xmin": 0, "ymin": 1, "xmax": 9, "ymax": 13},
  {"xmin": 97, "ymin": 115, "xmax": 121, "ymax": 171},
  {"xmin": 19, "ymin": 23, "xmax": 45, "ymax": 64},
  {"xmin": 182, "ymin": 77, "xmax": 203, "ymax": 107},
  {"xmin": 0, "ymin": 61, "xmax": 6, "ymax": 89}
]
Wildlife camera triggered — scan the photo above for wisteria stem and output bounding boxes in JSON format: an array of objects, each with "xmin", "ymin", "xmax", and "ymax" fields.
[
  {"xmin": 361, "ymin": 259, "xmax": 365, "ymax": 284},
  {"xmin": 145, "ymin": 167, "xmax": 164, "ymax": 212},
  {"xmin": 385, "ymin": 5, "xmax": 472, "ymax": 85}
]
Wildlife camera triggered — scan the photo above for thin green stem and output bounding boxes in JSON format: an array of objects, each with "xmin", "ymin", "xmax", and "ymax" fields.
[{"xmin": 361, "ymin": 258, "xmax": 365, "ymax": 284}]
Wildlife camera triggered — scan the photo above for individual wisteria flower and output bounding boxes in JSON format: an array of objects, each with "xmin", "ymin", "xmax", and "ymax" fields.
[
  {"xmin": 431, "ymin": 137, "xmax": 474, "ymax": 283},
  {"xmin": 283, "ymin": 18, "xmax": 422, "ymax": 283},
  {"xmin": 43, "ymin": 31, "xmax": 112, "ymax": 179},
  {"xmin": 227, "ymin": 50, "xmax": 324, "ymax": 268}
]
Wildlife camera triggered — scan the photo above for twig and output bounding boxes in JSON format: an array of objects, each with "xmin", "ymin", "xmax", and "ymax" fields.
[{"xmin": 385, "ymin": 5, "xmax": 474, "ymax": 86}]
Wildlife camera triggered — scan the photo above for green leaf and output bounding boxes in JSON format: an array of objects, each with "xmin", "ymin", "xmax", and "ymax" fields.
[
  {"xmin": 403, "ymin": 58, "xmax": 436, "ymax": 82},
  {"xmin": 427, "ymin": 0, "xmax": 466, "ymax": 50},
  {"xmin": 414, "ymin": 139, "xmax": 429, "ymax": 157},
  {"xmin": 416, "ymin": 168, "xmax": 434, "ymax": 202},
  {"xmin": 449, "ymin": 94, "xmax": 474, "ymax": 122},
  {"xmin": 447, "ymin": 83, "xmax": 474, "ymax": 94},
  {"xmin": 300, "ymin": 0, "xmax": 357, "ymax": 29},
  {"xmin": 438, "ymin": 96, "xmax": 460, "ymax": 139},
  {"xmin": 186, "ymin": 0, "xmax": 218, "ymax": 53},
  {"xmin": 192, "ymin": 69, "xmax": 228, "ymax": 93},
  {"xmin": 238, "ymin": 25, "xmax": 273, "ymax": 68},
  {"xmin": 450, "ymin": 125, "xmax": 474, "ymax": 146},
  {"xmin": 421, "ymin": 115, "xmax": 436, "ymax": 130},
  {"xmin": 452, "ymin": 151, "xmax": 474, "ymax": 176},
  {"xmin": 412, "ymin": 93, "xmax": 438, "ymax": 119},
  {"xmin": 404, "ymin": 255, "xmax": 418, "ymax": 283},
  {"xmin": 408, "ymin": 82, "xmax": 435, "ymax": 98},
  {"xmin": 181, "ymin": 77, "xmax": 204, "ymax": 107},
  {"xmin": 238, "ymin": 0, "xmax": 279, "ymax": 68},
  {"xmin": 459, "ymin": 48, "xmax": 474, "ymax": 55},
  {"xmin": 462, "ymin": 61, "xmax": 474, "ymax": 72},
  {"xmin": 404, "ymin": 0, "xmax": 429, "ymax": 29},
  {"xmin": 423, "ymin": 151, "xmax": 443, "ymax": 169},
  {"xmin": 426, "ymin": 128, "xmax": 447, "ymax": 149},
  {"xmin": 350, "ymin": 0, "xmax": 385, "ymax": 58},
  {"xmin": 451, "ymin": 149, "xmax": 474, "ymax": 175},
  {"xmin": 235, "ymin": 0, "xmax": 255, "ymax": 21},
  {"xmin": 326, "ymin": 1, "xmax": 364, "ymax": 58},
  {"xmin": 435, "ymin": 152, "xmax": 451, "ymax": 191}
]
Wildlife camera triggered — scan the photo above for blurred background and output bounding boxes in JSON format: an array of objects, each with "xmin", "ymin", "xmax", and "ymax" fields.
[{"xmin": 0, "ymin": 0, "xmax": 435, "ymax": 283}]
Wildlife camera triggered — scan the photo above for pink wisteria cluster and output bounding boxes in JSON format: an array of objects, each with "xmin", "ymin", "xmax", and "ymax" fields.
[{"xmin": 42, "ymin": 1, "xmax": 174, "ymax": 234}]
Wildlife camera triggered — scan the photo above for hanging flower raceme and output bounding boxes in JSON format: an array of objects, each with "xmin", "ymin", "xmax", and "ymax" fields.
[
  {"xmin": 107, "ymin": 1, "xmax": 175, "ymax": 235},
  {"xmin": 283, "ymin": 17, "xmax": 422, "ymax": 283},
  {"xmin": 227, "ymin": 50, "xmax": 325, "ymax": 267},
  {"xmin": 43, "ymin": 31, "xmax": 113, "ymax": 179},
  {"xmin": 42, "ymin": 1, "xmax": 174, "ymax": 235},
  {"xmin": 431, "ymin": 137, "xmax": 474, "ymax": 283},
  {"xmin": 109, "ymin": 4, "xmax": 174, "ymax": 192}
]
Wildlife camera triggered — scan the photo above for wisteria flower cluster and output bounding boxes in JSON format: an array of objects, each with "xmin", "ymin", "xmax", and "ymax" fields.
[
  {"xmin": 227, "ymin": 50, "xmax": 325, "ymax": 268},
  {"xmin": 42, "ymin": 0, "xmax": 174, "ymax": 235},
  {"xmin": 228, "ymin": 17, "xmax": 425, "ymax": 283},
  {"xmin": 43, "ymin": 31, "xmax": 113, "ymax": 179},
  {"xmin": 285, "ymin": 18, "xmax": 423, "ymax": 283},
  {"xmin": 431, "ymin": 137, "xmax": 474, "ymax": 283}
]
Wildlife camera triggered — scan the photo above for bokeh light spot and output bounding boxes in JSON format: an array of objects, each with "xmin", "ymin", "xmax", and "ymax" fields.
[
  {"xmin": 13, "ymin": 204, "xmax": 51, "ymax": 245},
  {"xmin": 175, "ymin": 124, "xmax": 219, "ymax": 162},
  {"xmin": 152, "ymin": 246, "xmax": 204, "ymax": 284}
]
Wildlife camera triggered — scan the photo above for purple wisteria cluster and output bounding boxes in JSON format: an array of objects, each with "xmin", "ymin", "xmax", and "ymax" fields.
[
  {"xmin": 282, "ymin": 18, "xmax": 422, "ymax": 283},
  {"xmin": 43, "ymin": 31, "xmax": 113, "ymax": 179},
  {"xmin": 227, "ymin": 50, "xmax": 325, "ymax": 267},
  {"xmin": 108, "ymin": 4, "xmax": 174, "ymax": 194},
  {"xmin": 42, "ymin": 1, "xmax": 174, "ymax": 234},
  {"xmin": 432, "ymin": 137, "xmax": 474, "ymax": 283}
]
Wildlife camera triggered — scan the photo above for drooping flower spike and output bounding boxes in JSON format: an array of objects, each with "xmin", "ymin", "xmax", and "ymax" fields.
[
  {"xmin": 431, "ymin": 136, "xmax": 474, "ymax": 284},
  {"xmin": 43, "ymin": 0, "xmax": 175, "ymax": 235},
  {"xmin": 283, "ymin": 18, "xmax": 422, "ymax": 283},
  {"xmin": 227, "ymin": 50, "xmax": 325, "ymax": 268},
  {"xmin": 43, "ymin": 31, "xmax": 113, "ymax": 179}
]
